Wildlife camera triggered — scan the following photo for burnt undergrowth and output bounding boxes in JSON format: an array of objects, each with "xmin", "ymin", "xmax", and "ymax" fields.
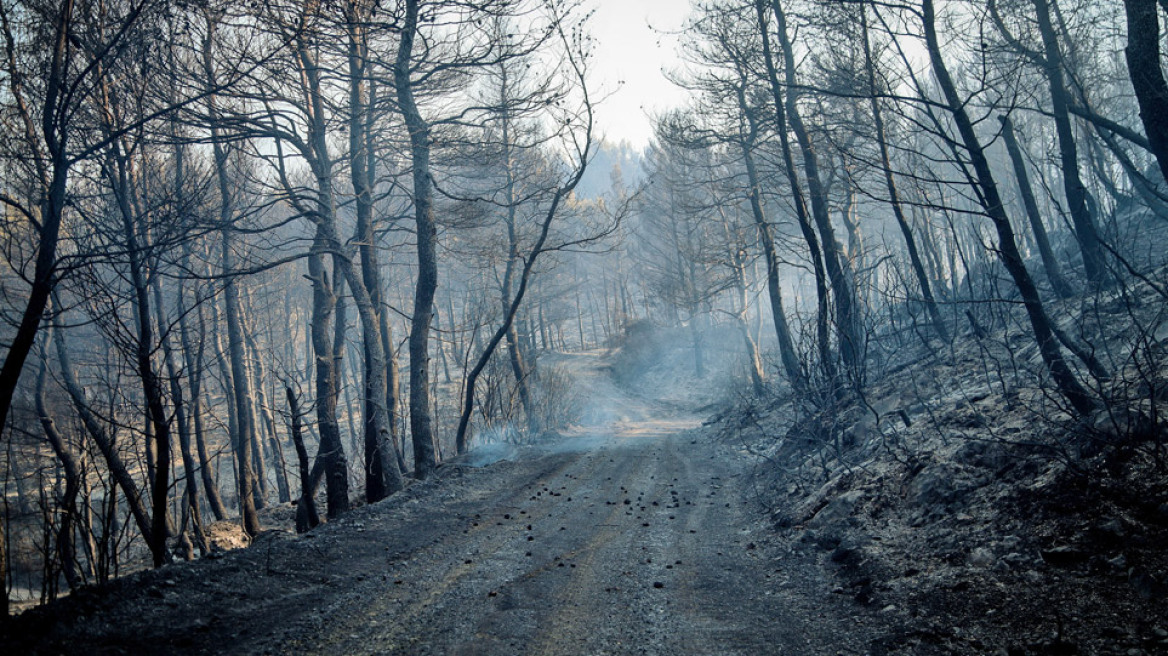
[{"xmin": 706, "ymin": 264, "xmax": 1168, "ymax": 655}]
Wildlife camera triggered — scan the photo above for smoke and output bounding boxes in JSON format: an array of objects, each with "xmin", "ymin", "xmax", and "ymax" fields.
[
  {"xmin": 459, "ymin": 424, "xmax": 521, "ymax": 468},
  {"xmin": 460, "ymin": 323, "xmax": 730, "ymax": 466}
]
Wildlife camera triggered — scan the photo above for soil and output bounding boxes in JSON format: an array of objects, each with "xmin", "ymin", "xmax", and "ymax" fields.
[
  {"xmin": 709, "ymin": 333, "xmax": 1168, "ymax": 655},
  {"xmin": 7, "ymin": 346, "xmax": 1166, "ymax": 655},
  {"xmin": 3, "ymin": 353, "xmax": 887, "ymax": 655}
]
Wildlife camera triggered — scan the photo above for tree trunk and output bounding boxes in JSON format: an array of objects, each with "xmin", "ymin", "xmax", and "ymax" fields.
[
  {"xmin": 35, "ymin": 340, "xmax": 83, "ymax": 590},
  {"xmin": 1033, "ymin": 0, "xmax": 1107, "ymax": 285},
  {"xmin": 769, "ymin": 0, "xmax": 862, "ymax": 379},
  {"xmin": 308, "ymin": 247, "xmax": 351, "ymax": 517},
  {"xmin": 752, "ymin": 0, "xmax": 833, "ymax": 391},
  {"xmin": 220, "ymin": 236, "xmax": 262, "ymax": 536},
  {"xmin": 498, "ymin": 86, "xmax": 537, "ymax": 435},
  {"xmin": 187, "ymin": 297, "xmax": 228, "ymax": 521},
  {"xmin": 283, "ymin": 19, "xmax": 407, "ymax": 503},
  {"xmin": 52, "ymin": 311, "xmax": 155, "ymax": 553},
  {"xmin": 860, "ymin": 5, "xmax": 950, "ymax": 342},
  {"xmin": 0, "ymin": 3, "xmax": 76, "ymax": 612},
  {"xmin": 346, "ymin": 14, "xmax": 403, "ymax": 501},
  {"xmin": 202, "ymin": 23, "xmax": 260, "ymax": 538},
  {"xmin": 395, "ymin": 0, "xmax": 439, "ymax": 478},
  {"xmin": 243, "ymin": 324, "xmax": 291, "ymax": 505},
  {"xmin": 1122, "ymin": 0, "xmax": 1168, "ymax": 185},
  {"xmin": 922, "ymin": 0, "xmax": 1095, "ymax": 417},
  {"xmin": 286, "ymin": 387, "xmax": 320, "ymax": 533},
  {"xmin": 736, "ymin": 111, "xmax": 804, "ymax": 390},
  {"xmin": 153, "ymin": 278, "xmax": 207, "ymax": 555},
  {"xmin": 0, "ymin": 0, "xmax": 74, "ymax": 503},
  {"xmin": 999, "ymin": 114, "xmax": 1075, "ymax": 298},
  {"xmin": 179, "ymin": 251, "xmax": 226, "ymax": 524},
  {"xmin": 732, "ymin": 257, "xmax": 766, "ymax": 396},
  {"xmin": 101, "ymin": 131, "xmax": 171, "ymax": 568},
  {"xmin": 452, "ymin": 92, "xmax": 593, "ymax": 453}
]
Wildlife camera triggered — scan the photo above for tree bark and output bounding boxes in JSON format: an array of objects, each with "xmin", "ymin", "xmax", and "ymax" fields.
[
  {"xmin": 860, "ymin": 5, "xmax": 950, "ymax": 342},
  {"xmin": 395, "ymin": 0, "xmax": 439, "ymax": 477},
  {"xmin": 769, "ymin": 0, "xmax": 862, "ymax": 379},
  {"xmin": 752, "ymin": 0, "xmax": 833, "ymax": 390},
  {"xmin": 999, "ymin": 114, "xmax": 1075, "ymax": 298},
  {"xmin": 1122, "ymin": 0, "xmax": 1168, "ymax": 185},
  {"xmin": 922, "ymin": 0, "xmax": 1095, "ymax": 417},
  {"xmin": 1033, "ymin": 0, "xmax": 1107, "ymax": 285},
  {"xmin": 287, "ymin": 15, "xmax": 405, "ymax": 502},
  {"xmin": 347, "ymin": 7, "xmax": 404, "ymax": 500}
]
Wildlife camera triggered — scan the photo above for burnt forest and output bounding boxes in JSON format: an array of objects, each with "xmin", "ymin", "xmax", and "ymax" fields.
[{"xmin": 1, "ymin": 0, "xmax": 1167, "ymax": 654}]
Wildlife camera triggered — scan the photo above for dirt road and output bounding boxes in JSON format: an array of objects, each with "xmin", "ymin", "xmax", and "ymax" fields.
[{"xmin": 9, "ymin": 356, "xmax": 879, "ymax": 655}]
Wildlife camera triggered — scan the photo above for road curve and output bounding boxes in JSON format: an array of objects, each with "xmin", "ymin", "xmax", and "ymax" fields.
[
  {"xmin": 271, "ymin": 417, "xmax": 870, "ymax": 654},
  {"xmin": 7, "ymin": 358, "xmax": 878, "ymax": 655}
]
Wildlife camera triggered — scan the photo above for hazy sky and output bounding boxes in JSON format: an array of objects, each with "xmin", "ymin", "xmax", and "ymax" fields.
[{"xmin": 587, "ymin": 0, "xmax": 693, "ymax": 148}]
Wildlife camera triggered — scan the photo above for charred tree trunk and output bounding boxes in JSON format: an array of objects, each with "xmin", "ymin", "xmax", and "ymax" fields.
[
  {"xmin": 310, "ymin": 250, "xmax": 351, "ymax": 518},
  {"xmin": 202, "ymin": 23, "xmax": 260, "ymax": 538},
  {"xmin": 51, "ymin": 310, "xmax": 155, "ymax": 555},
  {"xmin": 1033, "ymin": 0, "xmax": 1107, "ymax": 285},
  {"xmin": 219, "ymin": 223, "xmax": 262, "ymax": 537},
  {"xmin": 860, "ymin": 6, "xmax": 950, "ymax": 343},
  {"xmin": 492, "ymin": 70, "xmax": 538, "ymax": 436},
  {"xmin": 243, "ymin": 325, "xmax": 290, "ymax": 505},
  {"xmin": 101, "ymin": 131, "xmax": 171, "ymax": 568},
  {"xmin": 752, "ymin": 0, "xmax": 833, "ymax": 390},
  {"xmin": 0, "ymin": 2, "xmax": 76, "ymax": 614},
  {"xmin": 293, "ymin": 21, "xmax": 404, "ymax": 513},
  {"xmin": 286, "ymin": 387, "xmax": 320, "ymax": 533},
  {"xmin": 501, "ymin": 143, "xmax": 536, "ymax": 434},
  {"xmin": 1122, "ymin": 0, "xmax": 1168, "ymax": 185},
  {"xmin": 35, "ymin": 339, "xmax": 83, "ymax": 590},
  {"xmin": 769, "ymin": 0, "xmax": 862, "ymax": 380},
  {"xmin": 0, "ymin": 0, "xmax": 72, "ymax": 507},
  {"xmin": 185, "ymin": 293, "xmax": 227, "ymax": 521},
  {"xmin": 452, "ymin": 86, "xmax": 593, "ymax": 453},
  {"xmin": 153, "ymin": 278, "xmax": 207, "ymax": 555},
  {"xmin": 346, "ymin": 11, "xmax": 403, "ymax": 501},
  {"xmin": 999, "ymin": 114, "xmax": 1075, "ymax": 298},
  {"xmin": 922, "ymin": 0, "xmax": 1095, "ymax": 417},
  {"xmin": 395, "ymin": 0, "xmax": 439, "ymax": 478},
  {"xmin": 731, "ymin": 254, "xmax": 766, "ymax": 396},
  {"xmin": 737, "ymin": 108, "xmax": 804, "ymax": 390}
]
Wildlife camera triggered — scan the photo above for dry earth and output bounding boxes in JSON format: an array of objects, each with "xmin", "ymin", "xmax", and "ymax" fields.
[{"xmin": 4, "ymin": 353, "xmax": 890, "ymax": 655}]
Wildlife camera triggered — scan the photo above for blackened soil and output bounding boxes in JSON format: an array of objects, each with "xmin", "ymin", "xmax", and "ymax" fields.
[{"xmin": 4, "ymin": 419, "xmax": 887, "ymax": 655}]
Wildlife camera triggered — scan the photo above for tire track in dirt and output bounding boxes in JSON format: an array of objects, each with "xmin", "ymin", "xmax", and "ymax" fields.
[
  {"xmin": 6, "ymin": 353, "xmax": 884, "ymax": 655},
  {"xmin": 275, "ymin": 416, "xmax": 875, "ymax": 655}
]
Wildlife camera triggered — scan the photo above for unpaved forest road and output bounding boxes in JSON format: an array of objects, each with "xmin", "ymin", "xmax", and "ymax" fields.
[{"xmin": 11, "ymin": 355, "xmax": 880, "ymax": 655}]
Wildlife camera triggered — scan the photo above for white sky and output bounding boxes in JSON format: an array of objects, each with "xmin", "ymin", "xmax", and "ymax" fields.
[{"xmin": 586, "ymin": 0, "xmax": 693, "ymax": 148}]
